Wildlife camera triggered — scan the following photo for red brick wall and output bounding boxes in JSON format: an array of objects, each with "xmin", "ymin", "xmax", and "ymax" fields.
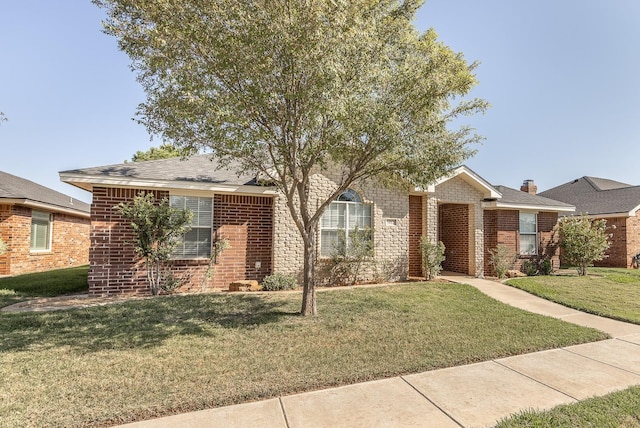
[
  {"xmin": 408, "ymin": 195, "xmax": 423, "ymax": 277},
  {"xmin": 0, "ymin": 203, "xmax": 89, "ymax": 276},
  {"xmin": 484, "ymin": 209, "xmax": 560, "ymax": 276},
  {"xmin": 592, "ymin": 215, "xmax": 640, "ymax": 268},
  {"xmin": 626, "ymin": 213, "xmax": 640, "ymax": 268},
  {"xmin": 88, "ymin": 187, "xmax": 273, "ymax": 295},
  {"xmin": 438, "ymin": 203, "xmax": 469, "ymax": 274}
]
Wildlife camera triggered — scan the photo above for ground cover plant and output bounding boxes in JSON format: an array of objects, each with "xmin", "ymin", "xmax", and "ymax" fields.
[
  {"xmin": 0, "ymin": 282, "xmax": 607, "ymax": 427},
  {"xmin": 0, "ymin": 265, "xmax": 89, "ymax": 308},
  {"xmin": 496, "ymin": 385, "xmax": 640, "ymax": 427},
  {"xmin": 506, "ymin": 268, "xmax": 640, "ymax": 324}
]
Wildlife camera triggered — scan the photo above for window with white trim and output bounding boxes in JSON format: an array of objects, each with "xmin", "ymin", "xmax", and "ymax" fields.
[
  {"xmin": 30, "ymin": 211, "xmax": 52, "ymax": 251},
  {"xmin": 319, "ymin": 189, "xmax": 372, "ymax": 257},
  {"xmin": 519, "ymin": 212, "xmax": 537, "ymax": 255},
  {"xmin": 170, "ymin": 196, "xmax": 213, "ymax": 258}
]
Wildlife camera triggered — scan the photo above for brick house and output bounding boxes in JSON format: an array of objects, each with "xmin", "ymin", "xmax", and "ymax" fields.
[
  {"xmin": 60, "ymin": 155, "xmax": 573, "ymax": 295},
  {"xmin": 0, "ymin": 171, "xmax": 90, "ymax": 276},
  {"xmin": 540, "ymin": 176, "xmax": 640, "ymax": 268}
]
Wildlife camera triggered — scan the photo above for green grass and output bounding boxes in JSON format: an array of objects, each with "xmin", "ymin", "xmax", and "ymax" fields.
[
  {"xmin": 497, "ymin": 386, "xmax": 640, "ymax": 427},
  {"xmin": 0, "ymin": 282, "xmax": 607, "ymax": 427},
  {"xmin": 506, "ymin": 268, "xmax": 640, "ymax": 324},
  {"xmin": 0, "ymin": 265, "xmax": 89, "ymax": 308}
]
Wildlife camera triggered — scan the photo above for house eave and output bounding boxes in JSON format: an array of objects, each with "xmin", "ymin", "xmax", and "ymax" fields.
[
  {"xmin": 482, "ymin": 201, "xmax": 576, "ymax": 213},
  {"xmin": 0, "ymin": 198, "xmax": 91, "ymax": 218},
  {"xmin": 59, "ymin": 173, "xmax": 279, "ymax": 196}
]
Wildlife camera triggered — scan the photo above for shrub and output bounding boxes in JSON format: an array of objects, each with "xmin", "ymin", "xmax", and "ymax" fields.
[
  {"xmin": 159, "ymin": 271, "xmax": 184, "ymax": 294},
  {"xmin": 261, "ymin": 273, "xmax": 299, "ymax": 291},
  {"xmin": 419, "ymin": 238, "xmax": 445, "ymax": 280},
  {"xmin": 538, "ymin": 258, "xmax": 553, "ymax": 276},
  {"xmin": 330, "ymin": 226, "xmax": 374, "ymax": 286},
  {"xmin": 488, "ymin": 245, "xmax": 516, "ymax": 279},
  {"xmin": 521, "ymin": 260, "xmax": 538, "ymax": 276}
]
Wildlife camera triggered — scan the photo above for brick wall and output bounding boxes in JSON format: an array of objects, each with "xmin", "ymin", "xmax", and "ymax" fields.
[
  {"xmin": 0, "ymin": 203, "xmax": 89, "ymax": 275},
  {"xmin": 483, "ymin": 209, "xmax": 560, "ymax": 276},
  {"xmin": 592, "ymin": 215, "xmax": 640, "ymax": 268},
  {"xmin": 88, "ymin": 187, "xmax": 273, "ymax": 295},
  {"xmin": 408, "ymin": 195, "xmax": 423, "ymax": 277},
  {"xmin": 272, "ymin": 164, "xmax": 410, "ymax": 284},
  {"xmin": 438, "ymin": 204, "xmax": 469, "ymax": 274}
]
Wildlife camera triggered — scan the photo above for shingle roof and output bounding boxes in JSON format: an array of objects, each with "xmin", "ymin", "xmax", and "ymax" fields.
[
  {"xmin": 60, "ymin": 155, "xmax": 260, "ymax": 187},
  {"xmin": 493, "ymin": 185, "xmax": 574, "ymax": 209},
  {"xmin": 0, "ymin": 171, "xmax": 90, "ymax": 215},
  {"xmin": 539, "ymin": 176, "xmax": 640, "ymax": 216}
]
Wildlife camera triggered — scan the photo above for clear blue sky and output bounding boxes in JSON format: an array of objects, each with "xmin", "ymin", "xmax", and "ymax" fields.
[{"xmin": 2, "ymin": 1, "xmax": 640, "ymax": 203}]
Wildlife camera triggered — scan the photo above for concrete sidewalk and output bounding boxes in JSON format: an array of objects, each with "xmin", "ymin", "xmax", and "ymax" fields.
[{"xmin": 120, "ymin": 276, "xmax": 640, "ymax": 428}]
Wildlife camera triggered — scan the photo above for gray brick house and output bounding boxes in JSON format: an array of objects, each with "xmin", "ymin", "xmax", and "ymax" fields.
[{"xmin": 60, "ymin": 155, "xmax": 573, "ymax": 295}]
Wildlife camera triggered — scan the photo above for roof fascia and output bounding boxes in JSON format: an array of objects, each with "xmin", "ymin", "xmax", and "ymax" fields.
[
  {"xmin": 59, "ymin": 173, "xmax": 279, "ymax": 196},
  {"xmin": 0, "ymin": 198, "xmax": 91, "ymax": 218},
  {"xmin": 482, "ymin": 200, "xmax": 576, "ymax": 213}
]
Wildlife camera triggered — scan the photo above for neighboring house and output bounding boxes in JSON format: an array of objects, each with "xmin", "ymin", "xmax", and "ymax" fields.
[
  {"xmin": 59, "ymin": 155, "xmax": 574, "ymax": 295},
  {"xmin": 540, "ymin": 176, "xmax": 640, "ymax": 268},
  {"xmin": 0, "ymin": 171, "xmax": 91, "ymax": 276}
]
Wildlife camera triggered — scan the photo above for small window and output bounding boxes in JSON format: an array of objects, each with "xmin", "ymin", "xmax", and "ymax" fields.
[
  {"xmin": 31, "ymin": 211, "xmax": 52, "ymax": 251},
  {"xmin": 170, "ymin": 196, "xmax": 213, "ymax": 258},
  {"xmin": 319, "ymin": 189, "xmax": 372, "ymax": 257},
  {"xmin": 519, "ymin": 212, "xmax": 537, "ymax": 255}
]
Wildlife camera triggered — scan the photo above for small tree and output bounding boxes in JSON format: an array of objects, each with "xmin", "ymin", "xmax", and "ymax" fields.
[
  {"xmin": 116, "ymin": 192, "xmax": 193, "ymax": 295},
  {"xmin": 489, "ymin": 244, "xmax": 516, "ymax": 279},
  {"xmin": 558, "ymin": 215, "xmax": 612, "ymax": 276},
  {"xmin": 420, "ymin": 238, "xmax": 445, "ymax": 280}
]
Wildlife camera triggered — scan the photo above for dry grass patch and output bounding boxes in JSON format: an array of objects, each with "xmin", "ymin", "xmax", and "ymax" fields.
[{"xmin": 0, "ymin": 282, "xmax": 607, "ymax": 427}]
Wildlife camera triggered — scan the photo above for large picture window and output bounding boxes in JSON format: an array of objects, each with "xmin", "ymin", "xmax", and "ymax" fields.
[
  {"xmin": 519, "ymin": 212, "xmax": 537, "ymax": 255},
  {"xmin": 30, "ymin": 211, "xmax": 52, "ymax": 251},
  {"xmin": 170, "ymin": 196, "xmax": 213, "ymax": 258},
  {"xmin": 319, "ymin": 189, "xmax": 372, "ymax": 257}
]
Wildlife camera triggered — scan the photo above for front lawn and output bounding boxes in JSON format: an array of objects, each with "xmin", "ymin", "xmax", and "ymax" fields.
[
  {"xmin": 506, "ymin": 268, "xmax": 640, "ymax": 324},
  {"xmin": 497, "ymin": 385, "xmax": 640, "ymax": 427},
  {"xmin": 0, "ymin": 282, "xmax": 607, "ymax": 427},
  {"xmin": 0, "ymin": 265, "xmax": 89, "ymax": 308}
]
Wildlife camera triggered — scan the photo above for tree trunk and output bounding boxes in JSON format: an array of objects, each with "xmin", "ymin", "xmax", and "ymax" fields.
[{"xmin": 301, "ymin": 230, "xmax": 317, "ymax": 316}]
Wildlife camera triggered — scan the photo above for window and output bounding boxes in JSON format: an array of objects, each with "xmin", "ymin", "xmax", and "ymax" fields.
[
  {"xmin": 170, "ymin": 196, "xmax": 213, "ymax": 258},
  {"xmin": 31, "ymin": 211, "xmax": 52, "ymax": 251},
  {"xmin": 319, "ymin": 189, "xmax": 372, "ymax": 257},
  {"xmin": 519, "ymin": 212, "xmax": 537, "ymax": 255}
]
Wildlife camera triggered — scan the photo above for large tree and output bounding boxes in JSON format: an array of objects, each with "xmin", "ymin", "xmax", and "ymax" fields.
[
  {"xmin": 95, "ymin": 0, "xmax": 488, "ymax": 315},
  {"xmin": 128, "ymin": 143, "xmax": 198, "ymax": 162}
]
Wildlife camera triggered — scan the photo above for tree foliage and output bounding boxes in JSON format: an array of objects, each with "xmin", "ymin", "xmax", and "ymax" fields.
[
  {"xmin": 95, "ymin": 0, "xmax": 488, "ymax": 315},
  {"xmin": 116, "ymin": 192, "xmax": 193, "ymax": 295},
  {"xmin": 559, "ymin": 216, "xmax": 612, "ymax": 276},
  {"xmin": 129, "ymin": 143, "xmax": 197, "ymax": 162}
]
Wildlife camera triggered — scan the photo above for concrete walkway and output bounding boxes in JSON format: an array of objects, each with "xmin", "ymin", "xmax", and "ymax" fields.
[{"xmin": 119, "ymin": 275, "xmax": 640, "ymax": 428}]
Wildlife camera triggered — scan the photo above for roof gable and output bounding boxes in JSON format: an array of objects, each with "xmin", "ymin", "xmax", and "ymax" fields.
[
  {"xmin": 426, "ymin": 165, "xmax": 501, "ymax": 199},
  {"xmin": 540, "ymin": 176, "xmax": 640, "ymax": 216}
]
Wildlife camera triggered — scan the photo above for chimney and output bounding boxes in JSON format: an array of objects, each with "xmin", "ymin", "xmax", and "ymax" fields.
[{"xmin": 521, "ymin": 179, "xmax": 537, "ymax": 195}]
